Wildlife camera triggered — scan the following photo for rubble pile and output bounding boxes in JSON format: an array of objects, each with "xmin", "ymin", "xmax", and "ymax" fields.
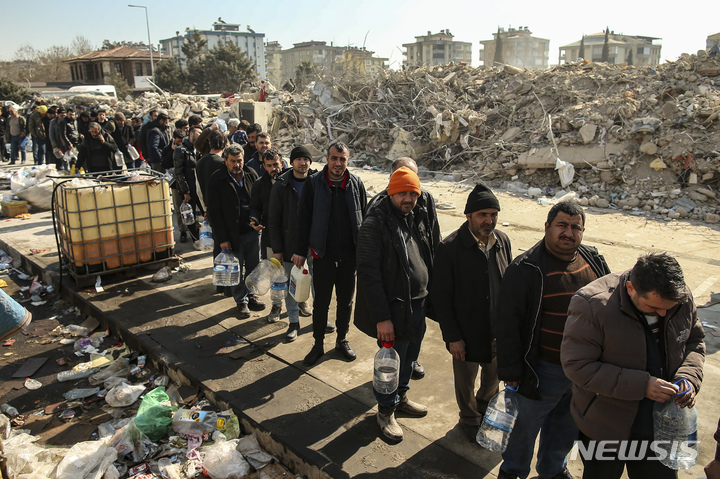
[
  {"xmin": 39, "ymin": 50, "xmax": 720, "ymax": 222},
  {"xmin": 268, "ymin": 51, "xmax": 720, "ymax": 222}
]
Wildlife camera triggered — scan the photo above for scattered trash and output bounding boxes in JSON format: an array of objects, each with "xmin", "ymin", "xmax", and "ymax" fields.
[
  {"xmin": 105, "ymin": 382, "xmax": 145, "ymax": 408},
  {"xmin": 24, "ymin": 378, "xmax": 42, "ymax": 390},
  {"xmin": 152, "ymin": 266, "xmax": 173, "ymax": 283},
  {"xmin": 202, "ymin": 438, "xmax": 251, "ymax": 479}
]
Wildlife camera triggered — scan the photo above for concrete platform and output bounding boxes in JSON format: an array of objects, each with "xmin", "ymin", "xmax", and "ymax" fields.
[{"xmin": 1, "ymin": 164, "xmax": 718, "ymax": 478}]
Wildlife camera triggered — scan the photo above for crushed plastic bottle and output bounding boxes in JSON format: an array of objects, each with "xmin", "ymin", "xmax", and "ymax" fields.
[
  {"xmin": 171, "ymin": 409, "xmax": 218, "ymax": 436},
  {"xmin": 477, "ymin": 385, "xmax": 518, "ymax": 453},
  {"xmin": 63, "ymin": 387, "xmax": 101, "ymax": 400},
  {"xmin": 653, "ymin": 378, "xmax": 698, "ymax": 470},
  {"xmin": 373, "ymin": 341, "xmax": 400, "ymax": 395}
]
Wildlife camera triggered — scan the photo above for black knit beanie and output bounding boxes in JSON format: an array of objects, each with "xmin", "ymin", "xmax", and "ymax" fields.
[
  {"xmin": 290, "ymin": 146, "xmax": 312, "ymax": 163},
  {"xmin": 464, "ymin": 181, "xmax": 501, "ymax": 214}
]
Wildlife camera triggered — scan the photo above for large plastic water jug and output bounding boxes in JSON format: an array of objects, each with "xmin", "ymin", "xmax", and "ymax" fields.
[
  {"xmin": 245, "ymin": 258, "xmax": 283, "ymax": 296},
  {"xmin": 373, "ymin": 342, "xmax": 399, "ymax": 394},
  {"xmin": 289, "ymin": 263, "xmax": 311, "ymax": 303},
  {"xmin": 476, "ymin": 385, "xmax": 518, "ymax": 453},
  {"xmin": 653, "ymin": 378, "xmax": 698, "ymax": 470},
  {"xmin": 213, "ymin": 250, "xmax": 240, "ymax": 287}
]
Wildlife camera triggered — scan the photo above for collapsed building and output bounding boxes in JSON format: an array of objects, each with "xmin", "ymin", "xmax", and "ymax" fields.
[{"xmin": 40, "ymin": 49, "xmax": 720, "ymax": 223}]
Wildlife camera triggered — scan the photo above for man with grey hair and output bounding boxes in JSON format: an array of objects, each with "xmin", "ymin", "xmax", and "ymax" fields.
[{"xmin": 227, "ymin": 118, "xmax": 240, "ymax": 142}]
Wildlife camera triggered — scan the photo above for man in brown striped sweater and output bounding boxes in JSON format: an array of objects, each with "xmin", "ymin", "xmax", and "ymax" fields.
[{"xmin": 495, "ymin": 202, "xmax": 610, "ymax": 479}]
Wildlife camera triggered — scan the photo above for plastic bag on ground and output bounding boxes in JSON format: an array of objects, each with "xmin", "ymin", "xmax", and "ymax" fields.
[
  {"xmin": 89, "ymin": 358, "xmax": 130, "ymax": 386},
  {"xmin": 236, "ymin": 433, "xmax": 274, "ymax": 470},
  {"xmin": 152, "ymin": 266, "xmax": 172, "ymax": 282},
  {"xmin": 10, "ymin": 164, "xmax": 57, "ymax": 209},
  {"xmin": 98, "ymin": 417, "xmax": 133, "ymax": 438},
  {"xmin": 109, "ymin": 419, "xmax": 155, "ymax": 463},
  {"xmin": 201, "ymin": 439, "xmax": 250, "ymax": 479},
  {"xmin": 5, "ymin": 432, "xmax": 67, "ymax": 478},
  {"xmin": 134, "ymin": 386, "xmax": 175, "ymax": 442},
  {"xmin": 105, "ymin": 382, "xmax": 145, "ymax": 407},
  {"xmin": 56, "ymin": 437, "xmax": 117, "ymax": 479}
]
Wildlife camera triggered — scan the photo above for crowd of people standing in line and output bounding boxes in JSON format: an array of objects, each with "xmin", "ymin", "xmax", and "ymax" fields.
[{"xmin": 3, "ymin": 101, "xmax": 719, "ymax": 479}]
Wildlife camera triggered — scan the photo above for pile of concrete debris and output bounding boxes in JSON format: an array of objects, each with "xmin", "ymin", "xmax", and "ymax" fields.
[
  {"xmin": 267, "ymin": 51, "xmax": 720, "ymax": 223},
  {"xmin": 39, "ymin": 50, "xmax": 720, "ymax": 222}
]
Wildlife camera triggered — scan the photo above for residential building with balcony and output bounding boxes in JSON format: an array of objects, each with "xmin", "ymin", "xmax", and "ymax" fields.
[
  {"xmin": 279, "ymin": 41, "xmax": 344, "ymax": 83},
  {"xmin": 559, "ymin": 31, "xmax": 662, "ymax": 65},
  {"xmin": 338, "ymin": 47, "xmax": 388, "ymax": 75},
  {"xmin": 402, "ymin": 30, "xmax": 472, "ymax": 67},
  {"xmin": 265, "ymin": 41, "xmax": 282, "ymax": 87},
  {"xmin": 478, "ymin": 26, "xmax": 549, "ymax": 70},
  {"xmin": 159, "ymin": 19, "xmax": 266, "ymax": 79}
]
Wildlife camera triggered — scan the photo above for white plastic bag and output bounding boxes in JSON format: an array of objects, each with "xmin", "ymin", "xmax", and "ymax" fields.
[
  {"xmin": 10, "ymin": 164, "xmax": 57, "ymax": 209},
  {"xmin": 105, "ymin": 382, "xmax": 145, "ymax": 407},
  {"xmin": 56, "ymin": 438, "xmax": 117, "ymax": 479},
  {"xmin": 202, "ymin": 439, "xmax": 250, "ymax": 479},
  {"xmin": 555, "ymin": 157, "xmax": 575, "ymax": 188}
]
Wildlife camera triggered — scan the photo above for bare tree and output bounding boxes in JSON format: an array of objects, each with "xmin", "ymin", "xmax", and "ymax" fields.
[{"xmin": 71, "ymin": 36, "xmax": 94, "ymax": 55}]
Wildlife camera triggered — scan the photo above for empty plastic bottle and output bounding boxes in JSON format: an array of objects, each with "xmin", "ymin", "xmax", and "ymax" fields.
[
  {"xmin": 476, "ymin": 385, "xmax": 518, "ymax": 453},
  {"xmin": 197, "ymin": 221, "xmax": 214, "ymax": 250},
  {"xmin": 114, "ymin": 150, "xmax": 124, "ymax": 168},
  {"xmin": 245, "ymin": 258, "xmax": 283, "ymax": 296},
  {"xmin": 271, "ymin": 268, "xmax": 289, "ymax": 308},
  {"xmin": 1, "ymin": 403, "xmax": 19, "ymax": 418},
  {"xmin": 213, "ymin": 250, "xmax": 240, "ymax": 286},
  {"xmin": 63, "ymin": 387, "xmax": 101, "ymax": 400},
  {"xmin": 171, "ymin": 409, "xmax": 218, "ymax": 436},
  {"xmin": 373, "ymin": 341, "xmax": 400, "ymax": 394},
  {"xmin": 57, "ymin": 368, "xmax": 99, "ymax": 382},
  {"xmin": 180, "ymin": 201, "xmax": 195, "ymax": 225},
  {"xmin": 653, "ymin": 379, "xmax": 698, "ymax": 470}
]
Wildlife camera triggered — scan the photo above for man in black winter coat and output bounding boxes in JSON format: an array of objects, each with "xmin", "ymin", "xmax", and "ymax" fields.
[
  {"xmin": 206, "ymin": 144, "xmax": 265, "ymax": 318},
  {"xmin": 355, "ymin": 166, "xmax": 439, "ymax": 442},
  {"xmin": 268, "ymin": 146, "xmax": 316, "ymax": 341},
  {"xmin": 431, "ymin": 182, "xmax": 512, "ymax": 442},
  {"xmin": 76, "ymin": 122, "xmax": 118, "ymax": 174}
]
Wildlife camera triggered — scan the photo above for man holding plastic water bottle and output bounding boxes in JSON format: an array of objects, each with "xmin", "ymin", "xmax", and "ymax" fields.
[
  {"xmin": 562, "ymin": 253, "xmax": 705, "ymax": 478},
  {"xmin": 431, "ymin": 182, "xmax": 512, "ymax": 442},
  {"xmin": 355, "ymin": 166, "xmax": 439, "ymax": 442},
  {"xmin": 268, "ymin": 146, "xmax": 317, "ymax": 341},
  {"xmin": 495, "ymin": 202, "xmax": 610, "ymax": 479},
  {"xmin": 206, "ymin": 143, "xmax": 265, "ymax": 318}
]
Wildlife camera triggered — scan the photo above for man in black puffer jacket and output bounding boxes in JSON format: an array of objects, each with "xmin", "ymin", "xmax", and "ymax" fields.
[{"xmin": 355, "ymin": 166, "xmax": 438, "ymax": 443}]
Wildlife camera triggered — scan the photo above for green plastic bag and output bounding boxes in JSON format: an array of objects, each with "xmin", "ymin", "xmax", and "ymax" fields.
[{"xmin": 134, "ymin": 387, "xmax": 175, "ymax": 442}]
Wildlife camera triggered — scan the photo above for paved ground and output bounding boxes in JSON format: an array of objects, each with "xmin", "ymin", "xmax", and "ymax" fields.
[{"xmin": 1, "ymin": 162, "xmax": 719, "ymax": 478}]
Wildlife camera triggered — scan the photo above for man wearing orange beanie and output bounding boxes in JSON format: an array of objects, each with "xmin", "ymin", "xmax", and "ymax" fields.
[{"xmin": 355, "ymin": 166, "xmax": 440, "ymax": 442}]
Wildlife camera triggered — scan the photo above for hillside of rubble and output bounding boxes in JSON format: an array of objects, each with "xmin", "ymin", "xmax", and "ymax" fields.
[{"xmin": 40, "ymin": 50, "xmax": 720, "ymax": 222}]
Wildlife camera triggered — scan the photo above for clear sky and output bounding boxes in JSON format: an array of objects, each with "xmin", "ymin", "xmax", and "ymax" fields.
[{"xmin": 1, "ymin": 0, "xmax": 717, "ymax": 69}]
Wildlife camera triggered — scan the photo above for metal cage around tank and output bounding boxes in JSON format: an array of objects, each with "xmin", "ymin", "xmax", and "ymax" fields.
[{"xmin": 52, "ymin": 170, "xmax": 177, "ymax": 285}]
